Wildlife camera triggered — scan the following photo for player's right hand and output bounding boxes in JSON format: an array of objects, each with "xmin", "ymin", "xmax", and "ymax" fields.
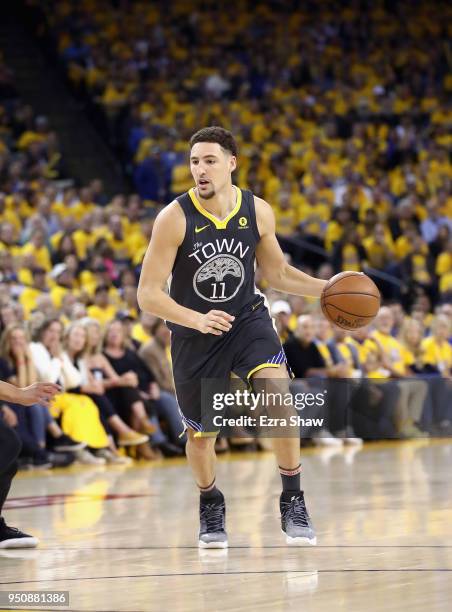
[{"xmin": 197, "ymin": 310, "xmax": 235, "ymax": 335}]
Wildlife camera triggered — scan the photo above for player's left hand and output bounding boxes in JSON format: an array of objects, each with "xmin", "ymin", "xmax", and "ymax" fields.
[{"xmin": 19, "ymin": 383, "xmax": 61, "ymax": 407}]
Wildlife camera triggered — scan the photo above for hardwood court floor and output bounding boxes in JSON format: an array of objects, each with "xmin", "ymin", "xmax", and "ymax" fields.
[{"xmin": 1, "ymin": 440, "xmax": 451, "ymax": 612}]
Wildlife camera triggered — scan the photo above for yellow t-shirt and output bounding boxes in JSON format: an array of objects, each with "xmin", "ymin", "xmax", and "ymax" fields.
[
  {"xmin": 20, "ymin": 244, "xmax": 52, "ymax": 271},
  {"xmin": 370, "ymin": 330, "xmax": 406, "ymax": 375},
  {"xmin": 87, "ymin": 304, "xmax": 118, "ymax": 327},
  {"xmin": 131, "ymin": 323, "xmax": 151, "ymax": 345},
  {"xmin": 347, "ymin": 337, "xmax": 379, "ymax": 365},
  {"xmin": 341, "ymin": 244, "xmax": 362, "ymax": 272},
  {"xmin": 436, "ymin": 252, "xmax": 451, "ymax": 276},
  {"xmin": 362, "ymin": 237, "xmax": 394, "ymax": 269},
  {"xmin": 19, "ymin": 287, "xmax": 45, "ymax": 318},
  {"xmin": 399, "ymin": 345, "xmax": 415, "ymax": 368},
  {"xmin": 274, "ymin": 208, "xmax": 298, "ymax": 237},
  {"xmin": 410, "ymin": 254, "xmax": 431, "ymax": 284},
  {"xmin": 50, "ymin": 285, "xmax": 71, "ymax": 309},
  {"xmin": 439, "ymin": 272, "xmax": 452, "ymax": 295},
  {"xmin": 336, "ymin": 341, "xmax": 358, "ymax": 376},
  {"xmin": 421, "ymin": 336, "xmax": 452, "ymax": 375},
  {"xmin": 72, "ymin": 230, "xmax": 97, "ymax": 260},
  {"xmin": 298, "ymin": 203, "xmax": 329, "ymax": 236},
  {"xmin": 315, "ymin": 341, "xmax": 333, "ymax": 367}
]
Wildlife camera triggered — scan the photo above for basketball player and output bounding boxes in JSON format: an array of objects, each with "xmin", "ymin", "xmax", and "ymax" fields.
[
  {"xmin": 137, "ymin": 127, "xmax": 327, "ymax": 547},
  {"xmin": 0, "ymin": 380, "xmax": 60, "ymax": 548}
]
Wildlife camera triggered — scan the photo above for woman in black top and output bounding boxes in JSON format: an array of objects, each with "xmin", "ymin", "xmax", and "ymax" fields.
[{"xmin": 103, "ymin": 320, "xmax": 185, "ymax": 456}]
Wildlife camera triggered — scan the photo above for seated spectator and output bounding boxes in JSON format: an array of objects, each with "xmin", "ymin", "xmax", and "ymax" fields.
[
  {"xmin": 116, "ymin": 310, "xmax": 140, "ymax": 349},
  {"xmin": 435, "ymin": 237, "xmax": 452, "ymax": 300},
  {"xmin": 131, "ymin": 311, "xmax": 156, "ymax": 345},
  {"xmin": 29, "ymin": 317, "xmax": 109, "ymax": 464},
  {"xmin": 19, "ymin": 267, "xmax": 48, "ymax": 319},
  {"xmin": 49, "ymin": 263, "xmax": 78, "ymax": 309},
  {"xmin": 348, "ymin": 326, "xmax": 400, "ymax": 439},
  {"xmin": 284, "ymin": 314, "xmax": 344, "ymax": 446},
  {"xmin": 81, "ymin": 317, "xmax": 151, "ymax": 447},
  {"xmin": 87, "ymin": 285, "xmax": 118, "ymax": 326},
  {"xmin": 139, "ymin": 318, "xmax": 174, "ymax": 394},
  {"xmin": 51, "ymin": 232, "xmax": 78, "ymax": 265},
  {"xmin": 0, "ymin": 301, "xmax": 22, "ymax": 334},
  {"xmin": 371, "ymin": 307, "xmax": 428, "ymax": 438},
  {"xmin": 62, "ymin": 321, "xmax": 148, "ymax": 464},
  {"xmin": 421, "ymin": 199, "xmax": 452, "ymax": 245},
  {"xmin": 402, "ymin": 235, "xmax": 437, "ymax": 303},
  {"xmin": 20, "ymin": 228, "xmax": 51, "ymax": 272},
  {"xmin": 398, "ymin": 319, "xmax": 426, "ymax": 374},
  {"xmin": 0, "ymin": 324, "xmax": 79, "ymax": 469},
  {"xmin": 421, "ymin": 315, "xmax": 452, "ymax": 435},
  {"xmin": 270, "ymin": 300, "xmax": 293, "ymax": 343},
  {"xmin": 324, "ymin": 328, "xmax": 363, "ymax": 444},
  {"xmin": 103, "ymin": 319, "xmax": 185, "ymax": 457},
  {"xmin": 332, "ymin": 224, "xmax": 367, "ymax": 273}
]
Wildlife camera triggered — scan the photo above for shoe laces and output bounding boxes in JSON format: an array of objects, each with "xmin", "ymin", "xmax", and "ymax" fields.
[
  {"xmin": 2, "ymin": 524, "xmax": 21, "ymax": 537},
  {"xmin": 200, "ymin": 501, "xmax": 225, "ymax": 533},
  {"xmin": 282, "ymin": 495, "xmax": 309, "ymax": 527}
]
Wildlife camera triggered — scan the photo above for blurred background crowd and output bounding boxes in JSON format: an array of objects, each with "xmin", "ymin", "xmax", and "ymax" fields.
[{"xmin": 0, "ymin": 0, "xmax": 451, "ymax": 469}]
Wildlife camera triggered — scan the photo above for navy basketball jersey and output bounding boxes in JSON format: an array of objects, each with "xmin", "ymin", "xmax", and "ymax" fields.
[{"xmin": 168, "ymin": 187, "xmax": 261, "ymax": 336}]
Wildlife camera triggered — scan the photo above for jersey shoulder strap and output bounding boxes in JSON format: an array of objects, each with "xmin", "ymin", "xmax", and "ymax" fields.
[
  {"xmin": 174, "ymin": 191, "xmax": 195, "ymax": 239},
  {"xmin": 239, "ymin": 188, "xmax": 260, "ymax": 241}
]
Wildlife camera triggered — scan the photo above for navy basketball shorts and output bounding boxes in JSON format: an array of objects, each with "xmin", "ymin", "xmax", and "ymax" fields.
[{"xmin": 171, "ymin": 301, "xmax": 290, "ymax": 436}]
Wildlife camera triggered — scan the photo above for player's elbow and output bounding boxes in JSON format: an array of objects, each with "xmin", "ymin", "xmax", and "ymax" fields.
[{"xmin": 137, "ymin": 284, "xmax": 158, "ymax": 314}]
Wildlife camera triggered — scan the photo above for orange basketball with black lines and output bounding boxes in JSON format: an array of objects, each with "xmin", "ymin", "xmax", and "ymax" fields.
[{"xmin": 321, "ymin": 271, "xmax": 381, "ymax": 330}]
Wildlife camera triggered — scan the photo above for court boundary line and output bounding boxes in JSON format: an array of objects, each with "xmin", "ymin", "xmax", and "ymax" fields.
[
  {"xmin": 2, "ymin": 568, "xmax": 452, "ymax": 586},
  {"xmin": 27, "ymin": 545, "xmax": 452, "ymax": 550}
]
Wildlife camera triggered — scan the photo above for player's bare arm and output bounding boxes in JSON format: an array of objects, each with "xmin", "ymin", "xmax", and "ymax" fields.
[
  {"xmin": 254, "ymin": 196, "xmax": 327, "ymax": 298},
  {"xmin": 137, "ymin": 202, "xmax": 234, "ymax": 335},
  {"xmin": 0, "ymin": 380, "xmax": 60, "ymax": 407}
]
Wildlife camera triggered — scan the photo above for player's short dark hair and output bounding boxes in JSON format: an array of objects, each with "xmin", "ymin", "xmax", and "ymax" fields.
[{"xmin": 190, "ymin": 126, "xmax": 238, "ymax": 157}]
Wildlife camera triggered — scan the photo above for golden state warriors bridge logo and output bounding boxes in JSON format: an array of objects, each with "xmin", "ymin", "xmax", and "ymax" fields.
[{"xmin": 189, "ymin": 238, "xmax": 248, "ymax": 303}]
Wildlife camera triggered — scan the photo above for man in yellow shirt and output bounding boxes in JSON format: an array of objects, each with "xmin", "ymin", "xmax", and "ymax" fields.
[
  {"xmin": 105, "ymin": 214, "xmax": 132, "ymax": 260},
  {"xmin": 421, "ymin": 314, "xmax": 452, "ymax": 435},
  {"xmin": 20, "ymin": 229, "xmax": 52, "ymax": 272},
  {"xmin": 371, "ymin": 307, "xmax": 428, "ymax": 438},
  {"xmin": 19, "ymin": 267, "xmax": 48, "ymax": 318},
  {"xmin": 0, "ymin": 222, "xmax": 21, "ymax": 258},
  {"xmin": 49, "ymin": 263, "xmax": 77, "ymax": 309},
  {"xmin": 87, "ymin": 285, "xmax": 118, "ymax": 327}
]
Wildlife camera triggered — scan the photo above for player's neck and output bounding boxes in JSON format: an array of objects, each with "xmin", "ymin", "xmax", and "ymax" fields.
[{"xmin": 195, "ymin": 183, "xmax": 237, "ymax": 220}]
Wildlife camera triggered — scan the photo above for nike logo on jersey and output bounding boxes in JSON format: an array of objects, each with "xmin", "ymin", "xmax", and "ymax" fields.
[{"xmin": 195, "ymin": 224, "xmax": 210, "ymax": 234}]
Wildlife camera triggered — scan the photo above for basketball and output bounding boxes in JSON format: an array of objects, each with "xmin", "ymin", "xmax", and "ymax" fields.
[{"xmin": 321, "ymin": 271, "xmax": 381, "ymax": 330}]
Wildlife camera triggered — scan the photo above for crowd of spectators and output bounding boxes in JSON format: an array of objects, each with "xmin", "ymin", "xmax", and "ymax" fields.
[
  {"xmin": 0, "ymin": 2, "xmax": 450, "ymax": 469},
  {"xmin": 1, "ymin": 50, "xmax": 187, "ymax": 467},
  {"xmin": 278, "ymin": 299, "xmax": 452, "ymax": 444},
  {"xmin": 37, "ymin": 0, "xmax": 452, "ymax": 307}
]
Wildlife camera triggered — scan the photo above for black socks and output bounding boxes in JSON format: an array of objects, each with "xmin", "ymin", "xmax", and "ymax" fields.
[
  {"xmin": 279, "ymin": 464, "xmax": 301, "ymax": 492},
  {"xmin": 199, "ymin": 478, "xmax": 221, "ymax": 500}
]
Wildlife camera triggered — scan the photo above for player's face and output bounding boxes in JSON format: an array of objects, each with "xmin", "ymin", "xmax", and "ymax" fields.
[{"xmin": 190, "ymin": 142, "xmax": 236, "ymax": 199}]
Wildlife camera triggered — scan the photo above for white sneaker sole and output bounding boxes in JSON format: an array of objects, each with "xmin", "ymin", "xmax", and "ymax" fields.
[
  {"xmin": 54, "ymin": 442, "xmax": 87, "ymax": 452},
  {"xmin": 282, "ymin": 530, "xmax": 317, "ymax": 546},
  {"xmin": 198, "ymin": 540, "xmax": 228, "ymax": 549},
  {"xmin": 0, "ymin": 537, "xmax": 39, "ymax": 549}
]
